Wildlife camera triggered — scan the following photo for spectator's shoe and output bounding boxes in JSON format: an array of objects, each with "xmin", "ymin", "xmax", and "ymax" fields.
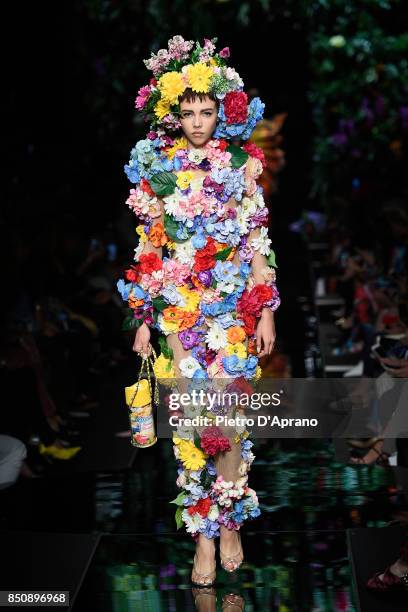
[
  {"xmin": 367, "ymin": 565, "xmax": 408, "ymax": 591},
  {"xmin": 39, "ymin": 443, "xmax": 81, "ymax": 460}
]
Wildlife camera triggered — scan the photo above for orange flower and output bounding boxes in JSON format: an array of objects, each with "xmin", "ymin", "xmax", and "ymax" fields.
[
  {"xmin": 149, "ymin": 222, "xmax": 168, "ymax": 248},
  {"xmin": 247, "ymin": 338, "xmax": 257, "ymax": 355},
  {"xmin": 179, "ymin": 310, "xmax": 200, "ymax": 331},
  {"xmin": 128, "ymin": 296, "xmax": 144, "ymax": 309},
  {"xmin": 227, "ymin": 326, "xmax": 246, "ymax": 344},
  {"xmin": 163, "ymin": 306, "xmax": 184, "ymax": 322}
]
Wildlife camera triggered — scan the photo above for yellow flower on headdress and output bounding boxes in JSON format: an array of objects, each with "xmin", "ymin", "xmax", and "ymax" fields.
[
  {"xmin": 178, "ymin": 440, "xmax": 206, "ymax": 470},
  {"xmin": 154, "ymin": 98, "xmax": 171, "ymax": 120},
  {"xmin": 186, "ymin": 63, "xmax": 213, "ymax": 93},
  {"xmin": 158, "ymin": 71, "xmax": 186, "ymax": 105},
  {"xmin": 166, "ymin": 137, "xmax": 188, "ymax": 160},
  {"xmin": 176, "ymin": 171, "xmax": 195, "ymax": 190},
  {"xmin": 177, "ymin": 286, "xmax": 201, "ymax": 311},
  {"xmin": 136, "ymin": 224, "xmax": 148, "ymax": 242},
  {"xmin": 225, "ymin": 342, "xmax": 247, "ymax": 359}
]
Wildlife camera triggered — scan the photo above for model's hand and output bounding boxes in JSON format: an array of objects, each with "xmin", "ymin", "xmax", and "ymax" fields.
[
  {"xmin": 133, "ymin": 323, "xmax": 152, "ymax": 357},
  {"xmin": 255, "ymin": 309, "xmax": 276, "ymax": 358}
]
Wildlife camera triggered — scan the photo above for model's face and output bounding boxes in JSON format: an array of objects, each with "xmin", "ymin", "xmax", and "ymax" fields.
[{"xmin": 179, "ymin": 96, "xmax": 218, "ymax": 148}]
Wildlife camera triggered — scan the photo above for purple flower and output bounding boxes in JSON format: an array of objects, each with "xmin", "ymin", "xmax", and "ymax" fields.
[
  {"xmin": 147, "ymin": 131, "xmax": 158, "ymax": 140},
  {"xmin": 197, "ymin": 270, "xmax": 212, "ymax": 287},
  {"xmin": 179, "ymin": 330, "xmax": 201, "ymax": 350},
  {"xmin": 239, "ymin": 244, "xmax": 254, "ymax": 262}
]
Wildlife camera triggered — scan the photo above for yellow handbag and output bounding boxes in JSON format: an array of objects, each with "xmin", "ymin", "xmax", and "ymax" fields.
[{"xmin": 124, "ymin": 344, "xmax": 160, "ymax": 448}]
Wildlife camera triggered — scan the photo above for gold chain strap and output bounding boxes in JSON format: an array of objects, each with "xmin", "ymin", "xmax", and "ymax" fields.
[{"xmin": 129, "ymin": 344, "xmax": 160, "ymax": 409}]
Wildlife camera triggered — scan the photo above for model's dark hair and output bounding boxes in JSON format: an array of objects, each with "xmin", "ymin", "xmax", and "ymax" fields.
[{"xmin": 178, "ymin": 87, "xmax": 218, "ymax": 107}]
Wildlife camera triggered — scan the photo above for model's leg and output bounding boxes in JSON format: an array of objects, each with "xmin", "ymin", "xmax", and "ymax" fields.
[{"xmin": 167, "ymin": 330, "xmax": 216, "ymax": 585}]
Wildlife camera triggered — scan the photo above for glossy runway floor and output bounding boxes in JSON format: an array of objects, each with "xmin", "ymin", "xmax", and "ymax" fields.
[{"xmin": 66, "ymin": 440, "xmax": 402, "ymax": 611}]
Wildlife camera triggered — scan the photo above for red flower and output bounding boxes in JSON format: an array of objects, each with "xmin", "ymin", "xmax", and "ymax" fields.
[
  {"xmin": 205, "ymin": 349, "xmax": 217, "ymax": 366},
  {"xmin": 241, "ymin": 312, "xmax": 256, "ymax": 337},
  {"xmin": 223, "ymin": 91, "xmax": 248, "ymax": 125},
  {"xmin": 237, "ymin": 284, "xmax": 273, "ymax": 318},
  {"xmin": 243, "ymin": 143, "xmax": 266, "ymax": 168},
  {"xmin": 125, "ymin": 266, "xmax": 140, "ymax": 283},
  {"xmin": 140, "ymin": 178, "xmax": 155, "ymax": 197},
  {"xmin": 193, "ymin": 237, "xmax": 217, "ymax": 273},
  {"xmin": 139, "ymin": 252, "xmax": 163, "ymax": 275},
  {"xmin": 150, "ymin": 78, "xmax": 157, "ymax": 86},
  {"xmin": 225, "ymin": 376, "xmax": 254, "ymax": 398},
  {"xmin": 217, "ymin": 139, "xmax": 229, "ymax": 152},
  {"xmin": 188, "ymin": 497, "xmax": 212, "ymax": 517},
  {"xmin": 200, "ymin": 426, "xmax": 231, "ymax": 456}
]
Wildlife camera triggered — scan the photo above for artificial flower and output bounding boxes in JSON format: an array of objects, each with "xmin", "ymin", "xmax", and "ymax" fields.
[
  {"xmin": 178, "ymin": 439, "xmax": 207, "ymax": 470},
  {"xmin": 185, "ymin": 63, "xmax": 213, "ymax": 93},
  {"xmin": 158, "ymin": 71, "xmax": 186, "ymax": 104}
]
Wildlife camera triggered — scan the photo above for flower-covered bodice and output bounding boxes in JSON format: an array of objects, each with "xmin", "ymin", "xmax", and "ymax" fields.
[{"xmin": 117, "ymin": 136, "xmax": 280, "ymax": 352}]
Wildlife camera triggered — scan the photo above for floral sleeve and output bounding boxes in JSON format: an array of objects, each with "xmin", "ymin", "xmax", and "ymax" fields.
[
  {"xmin": 241, "ymin": 146, "xmax": 281, "ymax": 314},
  {"xmin": 117, "ymin": 179, "xmax": 168, "ymax": 332}
]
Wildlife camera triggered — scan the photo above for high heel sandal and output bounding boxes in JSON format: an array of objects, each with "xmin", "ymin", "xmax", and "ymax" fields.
[
  {"xmin": 191, "ymin": 553, "xmax": 216, "ymax": 587},
  {"xmin": 349, "ymin": 445, "xmax": 390, "ymax": 466},
  {"xmin": 192, "ymin": 586, "xmax": 216, "ymax": 605},
  {"xmin": 220, "ymin": 532, "xmax": 244, "ymax": 573}
]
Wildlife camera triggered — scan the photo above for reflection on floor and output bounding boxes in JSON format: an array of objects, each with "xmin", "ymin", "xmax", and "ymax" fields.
[{"xmin": 66, "ymin": 439, "xmax": 404, "ymax": 611}]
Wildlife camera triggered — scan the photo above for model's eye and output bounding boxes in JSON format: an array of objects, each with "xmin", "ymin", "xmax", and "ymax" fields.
[
  {"xmin": 181, "ymin": 112, "xmax": 192, "ymax": 118},
  {"xmin": 203, "ymin": 111, "xmax": 213, "ymax": 117}
]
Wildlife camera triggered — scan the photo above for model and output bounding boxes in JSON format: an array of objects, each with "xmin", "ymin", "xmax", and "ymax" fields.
[{"xmin": 117, "ymin": 36, "xmax": 281, "ymax": 587}]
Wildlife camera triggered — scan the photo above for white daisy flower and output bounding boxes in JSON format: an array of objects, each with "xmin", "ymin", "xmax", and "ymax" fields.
[
  {"xmin": 163, "ymin": 193, "xmax": 182, "ymax": 217},
  {"xmin": 173, "ymin": 240, "xmax": 196, "ymax": 264},
  {"xmin": 179, "ymin": 356, "xmax": 201, "ymax": 378},
  {"xmin": 181, "ymin": 509, "xmax": 205, "ymax": 534},
  {"xmin": 205, "ymin": 322, "xmax": 228, "ymax": 351},
  {"xmin": 188, "ymin": 149, "xmax": 206, "ymax": 164},
  {"xmin": 250, "ymin": 226, "xmax": 272, "ymax": 256},
  {"xmin": 207, "ymin": 504, "xmax": 219, "ymax": 521}
]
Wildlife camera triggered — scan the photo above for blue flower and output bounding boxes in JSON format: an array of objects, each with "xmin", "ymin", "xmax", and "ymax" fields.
[
  {"xmin": 213, "ymin": 97, "xmax": 265, "ymax": 141},
  {"xmin": 213, "ymin": 261, "xmax": 239, "ymax": 284},
  {"xmin": 243, "ymin": 355, "xmax": 258, "ymax": 379},
  {"xmin": 116, "ymin": 279, "xmax": 132, "ymax": 301},
  {"xmin": 124, "ymin": 163, "xmax": 140, "ymax": 184},
  {"xmin": 222, "ymin": 354, "xmax": 246, "ymax": 375},
  {"xmin": 201, "ymin": 519, "xmax": 220, "ymax": 538},
  {"xmin": 206, "ymin": 460, "xmax": 217, "ymax": 476},
  {"xmin": 239, "ymin": 262, "xmax": 251, "ymax": 279},
  {"xmin": 192, "ymin": 228, "xmax": 207, "ymax": 249},
  {"xmin": 201, "ymin": 294, "xmax": 237, "ymax": 317},
  {"xmin": 213, "ymin": 313, "xmax": 236, "ymax": 329}
]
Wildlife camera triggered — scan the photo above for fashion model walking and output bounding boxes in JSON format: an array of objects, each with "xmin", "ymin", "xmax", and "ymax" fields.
[{"xmin": 117, "ymin": 36, "xmax": 281, "ymax": 586}]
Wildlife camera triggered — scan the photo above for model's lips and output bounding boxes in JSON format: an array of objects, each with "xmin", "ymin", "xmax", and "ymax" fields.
[{"xmin": 192, "ymin": 132, "xmax": 204, "ymax": 136}]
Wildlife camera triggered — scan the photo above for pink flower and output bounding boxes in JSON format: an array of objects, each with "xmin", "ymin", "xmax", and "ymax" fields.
[
  {"xmin": 219, "ymin": 47, "xmax": 230, "ymax": 59},
  {"xmin": 135, "ymin": 85, "xmax": 151, "ymax": 110},
  {"xmin": 163, "ymin": 259, "xmax": 191, "ymax": 285}
]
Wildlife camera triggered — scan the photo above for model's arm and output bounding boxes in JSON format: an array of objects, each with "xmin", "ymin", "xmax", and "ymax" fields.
[{"xmin": 117, "ymin": 186, "xmax": 167, "ymax": 356}]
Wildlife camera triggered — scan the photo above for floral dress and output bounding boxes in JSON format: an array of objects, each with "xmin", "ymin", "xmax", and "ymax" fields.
[{"xmin": 117, "ymin": 134, "xmax": 280, "ymax": 539}]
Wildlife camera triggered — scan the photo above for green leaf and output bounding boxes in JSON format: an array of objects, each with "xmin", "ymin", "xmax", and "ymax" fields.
[
  {"xmin": 164, "ymin": 213, "xmax": 190, "ymax": 243},
  {"xmin": 175, "ymin": 506, "xmax": 184, "ymax": 530},
  {"xmin": 194, "ymin": 430, "xmax": 202, "ymax": 450},
  {"xmin": 121, "ymin": 316, "xmax": 138, "ymax": 331},
  {"xmin": 150, "ymin": 172, "xmax": 177, "ymax": 196},
  {"xmin": 267, "ymin": 249, "xmax": 278, "ymax": 268},
  {"xmin": 226, "ymin": 144, "xmax": 249, "ymax": 169},
  {"xmin": 152, "ymin": 296, "xmax": 168, "ymax": 312},
  {"xmin": 159, "ymin": 336, "xmax": 174, "ymax": 361},
  {"xmin": 170, "ymin": 491, "xmax": 187, "ymax": 506},
  {"xmin": 214, "ymin": 246, "xmax": 233, "ymax": 261}
]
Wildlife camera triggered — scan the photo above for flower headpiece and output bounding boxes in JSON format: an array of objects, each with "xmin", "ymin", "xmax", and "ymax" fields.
[{"xmin": 135, "ymin": 35, "xmax": 265, "ymax": 140}]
